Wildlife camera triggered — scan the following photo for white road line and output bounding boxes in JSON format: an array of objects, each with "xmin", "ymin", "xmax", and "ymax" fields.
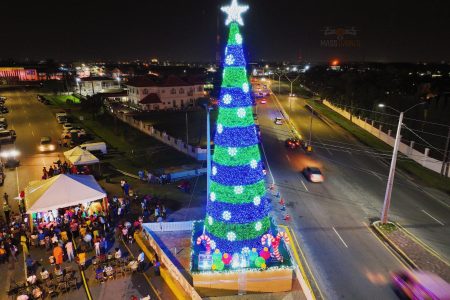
[
  {"xmin": 259, "ymin": 138, "xmax": 275, "ymax": 185},
  {"xmin": 301, "ymin": 179, "xmax": 309, "ymax": 192},
  {"xmin": 31, "ymin": 130, "xmax": 35, "ymax": 137},
  {"xmin": 422, "ymin": 210, "xmax": 445, "ymax": 226},
  {"xmin": 285, "ymin": 154, "xmax": 291, "ymax": 162},
  {"xmin": 370, "ymin": 171, "xmax": 383, "ymax": 181},
  {"xmin": 332, "ymin": 227, "xmax": 349, "ymax": 248}
]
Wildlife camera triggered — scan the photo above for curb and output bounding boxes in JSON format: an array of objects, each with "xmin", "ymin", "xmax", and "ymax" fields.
[
  {"xmin": 371, "ymin": 221, "xmax": 418, "ymax": 269},
  {"xmin": 396, "ymin": 223, "xmax": 450, "ymax": 267}
]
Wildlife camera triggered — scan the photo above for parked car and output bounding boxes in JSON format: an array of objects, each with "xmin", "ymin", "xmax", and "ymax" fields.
[
  {"xmin": 62, "ymin": 123, "xmax": 73, "ymax": 131},
  {"xmin": 0, "ymin": 130, "xmax": 14, "ymax": 144},
  {"xmin": 392, "ymin": 270, "xmax": 450, "ymax": 300},
  {"xmin": 274, "ymin": 117, "xmax": 284, "ymax": 125},
  {"xmin": 0, "ymin": 106, "xmax": 9, "ymax": 114},
  {"xmin": 303, "ymin": 167, "xmax": 324, "ymax": 183}
]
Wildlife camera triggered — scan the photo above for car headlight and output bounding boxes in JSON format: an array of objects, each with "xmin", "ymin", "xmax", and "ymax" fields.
[
  {"xmin": 50, "ymin": 145, "xmax": 55, "ymax": 150},
  {"xmin": 39, "ymin": 146, "xmax": 44, "ymax": 151}
]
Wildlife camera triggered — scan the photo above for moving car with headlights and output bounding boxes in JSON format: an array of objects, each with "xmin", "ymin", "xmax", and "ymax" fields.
[
  {"xmin": 1, "ymin": 147, "xmax": 20, "ymax": 169},
  {"xmin": 39, "ymin": 137, "xmax": 55, "ymax": 152},
  {"xmin": 274, "ymin": 117, "xmax": 284, "ymax": 125},
  {"xmin": 303, "ymin": 167, "xmax": 324, "ymax": 183},
  {"xmin": 285, "ymin": 138, "xmax": 302, "ymax": 149},
  {"xmin": 392, "ymin": 270, "xmax": 450, "ymax": 300}
]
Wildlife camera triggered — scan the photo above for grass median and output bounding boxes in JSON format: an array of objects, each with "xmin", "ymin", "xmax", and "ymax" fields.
[{"xmin": 306, "ymin": 99, "xmax": 450, "ymax": 194}]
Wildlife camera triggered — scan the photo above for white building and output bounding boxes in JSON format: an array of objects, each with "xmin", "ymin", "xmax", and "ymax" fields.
[
  {"xmin": 126, "ymin": 75, "xmax": 205, "ymax": 110},
  {"xmin": 76, "ymin": 76, "xmax": 120, "ymax": 96}
]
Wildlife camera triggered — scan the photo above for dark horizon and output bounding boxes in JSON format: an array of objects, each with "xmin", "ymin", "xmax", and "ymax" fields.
[{"xmin": 1, "ymin": 0, "xmax": 450, "ymax": 63}]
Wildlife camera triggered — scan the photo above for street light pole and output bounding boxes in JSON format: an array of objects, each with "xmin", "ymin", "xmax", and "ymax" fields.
[
  {"xmin": 379, "ymin": 101, "xmax": 425, "ymax": 224},
  {"xmin": 381, "ymin": 111, "xmax": 404, "ymax": 224}
]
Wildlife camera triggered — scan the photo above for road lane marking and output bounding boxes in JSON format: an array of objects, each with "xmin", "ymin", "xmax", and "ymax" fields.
[
  {"xmin": 421, "ymin": 210, "xmax": 445, "ymax": 226},
  {"xmin": 301, "ymin": 179, "xmax": 309, "ymax": 192},
  {"xmin": 285, "ymin": 154, "xmax": 291, "ymax": 162},
  {"xmin": 259, "ymin": 137, "xmax": 275, "ymax": 185},
  {"xmin": 31, "ymin": 130, "xmax": 35, "ymax": 137},
  {"xmin": 370, "ymin": 171, "xmax": 383, "ymax": 181},
  {"xmin": 332, "ymin": 227, "xmax": 349, "ymax": 248}
]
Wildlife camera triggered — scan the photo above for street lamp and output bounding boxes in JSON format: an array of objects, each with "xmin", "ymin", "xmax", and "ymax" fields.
[
  {"xmin": 75, "ymin": 78, "xmax": 81, "ymax": 95},
  {"xmin": 116, "ymin": 76, "xmax": 121, "ymax": 88},
  {"xmin": 379, "ymin": 102, "xmax": 426, "ymax": 224}
]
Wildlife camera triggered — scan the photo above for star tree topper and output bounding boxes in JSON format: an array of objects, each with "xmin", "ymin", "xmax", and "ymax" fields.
[{"xmin": 221, "ymin": 0, "xmax": 249, "ymax": 26}]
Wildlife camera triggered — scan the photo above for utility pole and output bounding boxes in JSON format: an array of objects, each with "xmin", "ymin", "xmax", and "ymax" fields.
[
  {"xmin": 381, "ymin": 111, "xmax": 403, "ymax": 224},
  {"xmin": 441, "ymin": 127, "xmax": 450, "ymax": 176},
  {"xmin": 274, "ymin": 73, "xmax": 282, "ymax": 93}
]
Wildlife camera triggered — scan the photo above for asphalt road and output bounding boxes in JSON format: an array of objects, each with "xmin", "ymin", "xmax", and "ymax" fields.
[
  {"xmin": 256, "ymin": 81, "xmax": 450, "ymax": 299},
  {"xmin": 0, "ymin": 89, "xmax": 63, "ymax": 216}
]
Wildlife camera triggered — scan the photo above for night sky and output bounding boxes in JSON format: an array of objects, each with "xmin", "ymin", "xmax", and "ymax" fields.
[{"xmin": 1, "ymin": 0, "xmax": 450, "ymax": 63}]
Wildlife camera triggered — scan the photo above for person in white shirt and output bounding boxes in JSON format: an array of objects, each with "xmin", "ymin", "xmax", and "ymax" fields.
[
  {"xmin": 137, "ymin": 251, "xmax": 145, "ymax": 272},
  {"xmin": 65, "ymin": 241, "xmax": 74, "ymax": 262},
  {"xmin": 114, "ymin": 248, "xmax": 122, "ymax": 259},
  {"xmin": 94, "ymin": 240, "xmax": 101, "ymax": 256},
  {"xmin": 40, "ymin": 267, "xmax": 49, "ymax": 280},
  {"xmin": 51, "ymin": 234, "xmax": 58, "ymax": 245},
  {"xmin": 27, "ymin": 274, "xmax": 37, "ymax": 285}
]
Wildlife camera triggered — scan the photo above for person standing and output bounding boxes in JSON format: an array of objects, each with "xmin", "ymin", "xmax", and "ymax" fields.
[
  {"xmin": 65, "ymin": 241, "xmax": 74, "ymax": 262},
  {"xmin": 94, "ymin": 238, "xmax": 101, "ymax": 256},
  {"xmin": 137, "ymin": 251, "xmax": 145, "ymax": 272},
  {"xmin": 3, "ymin": 202, "xmax": 11, "ymax": 224},
  {"xmin": 3, "ymin": 192, "xmax": 9, "ymax": 203},
  {"xmin": 20, "ymin": 234, "xmax": 29, "ymax": 256},
  {"xmin": 53, "ymin": 244, "xmax": 63, "ymax": 265},
  {"xmin": 120, "ymin": 179, "xmax": 126, "ymax": 193}
]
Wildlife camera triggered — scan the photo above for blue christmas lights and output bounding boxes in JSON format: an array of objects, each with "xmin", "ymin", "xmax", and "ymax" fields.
[
  {"xmin": 206, "ymin": 197, "xmax": 270, "ymax": 223},
  {"xmin": 211, "ymin": 161, "xmax": 264, "ymax": 186},
  {"xmin": 214, "ymin": 125, "xmax": 260, "ymax": 147}
]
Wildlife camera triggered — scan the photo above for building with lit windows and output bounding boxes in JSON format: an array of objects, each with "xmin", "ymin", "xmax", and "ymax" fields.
[
  {"xmin": 126, "ymin": 75, "xmax": 204, "ymax": 110},
  {"xmin": 76, "ymin": 76, "xmax": 120, "ymax": 96},
  {"xmin": 0, "ymin": 67, "xmax": 38, "ymax": 82}
]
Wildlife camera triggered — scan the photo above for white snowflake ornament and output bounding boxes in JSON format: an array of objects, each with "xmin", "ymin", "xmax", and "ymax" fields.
[
  {"xmin": 227, "ymin": 231, "xmax": 237, "ymax": 241},
  {"xmin": 225, "ymin": 54, "xmax": 235, "ymax": 65},
  {"xmin": 237, "ymin": 108, "xmax": 246, "ymax": 118},
  {"xmin": 223, "ymin": 94, "xmax": 232, "ymax": 104},
  {"xmin": 234, "ymin": 186, "xmax": 244, "ymax": 194},
  {"xmin": 222, "ymin": 211, "xmax": 231, "ymax": 221},
  {"xmin": 228, "ymin": 147, "xmax": 237, "ymax": 156}
]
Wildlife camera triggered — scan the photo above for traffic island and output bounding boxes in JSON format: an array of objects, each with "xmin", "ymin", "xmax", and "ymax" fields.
[{"xmin": 372, "ymin": 221, "xmax": 450, "ymax": 281}]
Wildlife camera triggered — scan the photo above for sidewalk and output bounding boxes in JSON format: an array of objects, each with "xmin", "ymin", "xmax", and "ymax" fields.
[{"xmin": 373, "ymin": 221, "xmax": 450, "ymax": 281}]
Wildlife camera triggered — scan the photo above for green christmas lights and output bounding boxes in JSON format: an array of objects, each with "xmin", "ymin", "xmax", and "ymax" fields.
[
  {"xmin": 221, "ymin": 67, "xmax": 248, "ymax": 88},
  {"xmin": 206, "ymin": 215, "xmax": 270, "ymax": 241},
  {"xmin": 216, "ymin": 106, "xmax": 254, "ymax": 127},
  {"xmin": 210, "ymin": 180, "xmax": 266, "ymax": 204},
  {"xmin": 213, "ymin": 145, "xmax": 261, "ymax": 166}
]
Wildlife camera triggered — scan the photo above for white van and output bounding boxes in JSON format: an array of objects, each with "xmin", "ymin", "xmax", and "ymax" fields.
[{"xmin": 80, "ymin": 142, "xmax": 107, "ymax": 154}]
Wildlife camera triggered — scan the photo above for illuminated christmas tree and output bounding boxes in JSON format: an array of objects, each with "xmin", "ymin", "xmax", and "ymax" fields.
[{"xmin": 204, "ymin": 0, "xmax": 271, "ymax": 255}]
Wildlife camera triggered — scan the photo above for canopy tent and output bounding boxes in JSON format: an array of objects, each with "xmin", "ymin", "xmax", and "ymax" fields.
[
  {"xmin": 64, "ymin": 146, "xmax": 99, "ymax": 166},
  {"xmin": 25, "ymin": 174, "xmax": 106, "ymax": 214}
]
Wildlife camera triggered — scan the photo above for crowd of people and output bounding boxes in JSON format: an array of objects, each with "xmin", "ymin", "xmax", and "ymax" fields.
[{"xmin": 41, "ymin": 160, "xmax": 92, "ymax": 180}]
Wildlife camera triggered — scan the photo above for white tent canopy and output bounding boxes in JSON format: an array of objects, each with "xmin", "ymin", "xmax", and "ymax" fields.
[
  {"xmin": 64, "ymin": 146, "xmax": 99, "ymax": 166},
  {"xmin": 25, "ymin": 174, "xmax": 106, "ymax": 214}
]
